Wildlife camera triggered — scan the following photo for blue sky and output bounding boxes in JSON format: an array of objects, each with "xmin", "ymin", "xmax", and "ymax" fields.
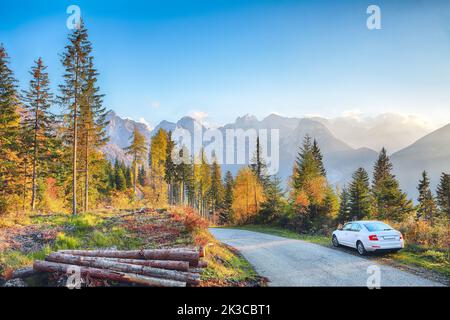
[{"xmin": 1, "ymin": 0, "xmax": 450, "ymax": 128}]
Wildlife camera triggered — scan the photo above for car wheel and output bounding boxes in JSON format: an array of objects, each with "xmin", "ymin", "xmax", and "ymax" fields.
[
  {"xmin": 356, "ymin": 241, "xmax": 367, "ymax": 255},
  {"xmin": 332, "ymin": 235, "xmax": 339, "ymax": 247}
]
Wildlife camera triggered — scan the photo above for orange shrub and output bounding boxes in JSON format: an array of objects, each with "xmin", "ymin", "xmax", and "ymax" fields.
[
  {"xmin": 183, "ymin": 207, "xmax": 209, "ymax": 232},
  {"xmin": 390, "ymin": 219, "xmax": 449, "ymax": 249}
]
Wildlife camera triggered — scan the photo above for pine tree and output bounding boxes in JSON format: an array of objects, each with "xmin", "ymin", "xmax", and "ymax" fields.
[
  {"xmin": 372, "ymin": 147, "xmax": 393, "ymax": 186},
  {"xmin": 78, "ymin": 56, "xmax": 109, "ymax": 212},
  {"xmin": 221, "ymin": 170, "xmax": 234, "ymax": 224},
  {"xmin": 0, "ymin": 45, "xmax": 21, "ymax": 212},
  {"xmin": 250, "ymin": 136, "xmax": 269, "ymax": 186},
  {"xmin": 114, "ymin": 159, "xmax": 126, "ymax": 192},
  {"xmin": 138, "ymin": 165, "xmax": 146, "ymax": 186},
  {"xmin": 22, "ymin": 58, "xmax": 56, "ymax": 211},
  {"xmin": 312, "ymin": 139, "xmax": 326, "ymax": 177},
  {"xmin": 258, "ymin": 176, "xmax": 285, "ymax": 223},
  {"xmin": 164, "ymin": 131, "xmax": 176, "ymax": 204},
  {"xmin": 292, "ymin": 135, "xmax": 323, "ymax": 191},
  {"xmin": 124, "ymin": 127, "xmax": 147, "ymax": 196},
  {"xmin": 209, "ymin": 158, "xmax": 224, "ymax": 214},
  {"xmin": 417, "ymin": 171, "xmax": 437, "ymax": 222},
  {"xmin": 436, "ymin": 172, "xmax": 450, "ymax": 219},
  {"xmin": 175, "ymin": 146, "xmax": 191, "ymax": 205},
  {"xmin": 58, "ymin": 21, "xmax": 92, "ymax": 215},
  {"xmin": 195, "ymin": 150, "xmax": 212, "ymax": 217},
  {"xmin": 338, "ymin": 187, "xmax": 351, "ymax": 222},
  {"xmin": 372, "ymin": 148, "xmax": 414, "ymax": 221},
  {"xmin": 349, "ymin": 168, "xmax": 371, "ymax": 220}
]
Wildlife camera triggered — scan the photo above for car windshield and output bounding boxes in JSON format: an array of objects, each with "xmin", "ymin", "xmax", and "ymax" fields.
[{"xmin": 364, "ymin": 222, "xmax": 393, "ymax": 232}]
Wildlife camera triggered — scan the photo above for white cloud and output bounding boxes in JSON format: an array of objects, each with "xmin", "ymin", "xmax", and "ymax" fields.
[
  {"xmin": 138, "ymin": 117, "xmax": 153, "ymax": 130},
  {"xmin": 188, "ymin": 110, "xmax": 208, "ymax": 122}
]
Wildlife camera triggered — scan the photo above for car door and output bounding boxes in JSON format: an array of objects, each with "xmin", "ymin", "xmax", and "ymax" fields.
[
  {"xmin": 348, "ymin": 223, "xmax": 362, "ymax": 248},
  {"xmin": 339, "ymin": 223, "xmax": 353, "ymax": 246}
]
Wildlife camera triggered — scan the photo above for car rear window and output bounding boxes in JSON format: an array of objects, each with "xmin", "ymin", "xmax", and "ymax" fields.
[{"xmin": 364, "ymin": 222, "xmax": 393, "ymax": 232}]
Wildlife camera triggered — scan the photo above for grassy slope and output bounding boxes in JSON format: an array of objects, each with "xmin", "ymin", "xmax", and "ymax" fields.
[
  {"xmin": 0, "ymin": 210, "xmax": 261, "ymax": 286},
  {"xmin": 231, "ymin": 224, "xmax": 450, "ymax": 278}
]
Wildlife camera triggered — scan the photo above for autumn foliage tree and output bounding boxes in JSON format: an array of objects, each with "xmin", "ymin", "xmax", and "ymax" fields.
[
  {"xmin": 289, "ymin": 135, "xmax": 337, "ymax": 231},
  {"xmin": 124, "ymin": 127, "xmax": 147, "ymax": 197},
  {"xmin": 0, "ymin": 45, "xmax": 21, "ymax": 214},
  {"xmin": 231, "ymin": 168, "xmax": 265, "ymax": 224}
]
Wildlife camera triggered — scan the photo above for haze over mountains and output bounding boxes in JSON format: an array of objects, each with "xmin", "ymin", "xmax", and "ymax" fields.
[{"xmin": 103, "ymin": 111, "xmax": 449, "ymax": 200}]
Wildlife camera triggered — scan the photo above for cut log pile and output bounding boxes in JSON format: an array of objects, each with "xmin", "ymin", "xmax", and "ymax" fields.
[{"xmin": 24, "ymin": 247, "xmax": 207, "ymax": 287}]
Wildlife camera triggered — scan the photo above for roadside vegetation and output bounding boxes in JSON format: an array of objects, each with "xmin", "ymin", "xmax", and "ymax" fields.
[{"xmin": 0, "ymin": 207, "xmax": 262, "ymax": 286}]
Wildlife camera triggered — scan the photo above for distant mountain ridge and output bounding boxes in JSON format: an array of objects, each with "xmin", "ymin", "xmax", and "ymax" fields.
[{"xmin": 102, "ymin": 111, "xmax": 450, "ymax": 200}]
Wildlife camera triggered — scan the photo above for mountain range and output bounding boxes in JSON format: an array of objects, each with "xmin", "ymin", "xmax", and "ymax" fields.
[{"xmin": 103, "ymin": 111, "xmax": 450, "ymax": 200}]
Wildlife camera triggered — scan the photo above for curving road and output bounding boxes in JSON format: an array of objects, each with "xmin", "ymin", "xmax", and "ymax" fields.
[{"xmin": 210, "ymin": 228, "xmax": 443, "ymax": 287}]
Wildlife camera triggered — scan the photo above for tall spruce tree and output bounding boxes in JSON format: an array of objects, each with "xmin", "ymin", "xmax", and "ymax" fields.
[
  {"xmin": 114, "ymin": 158, "xmax": 126, "ymax": 191},
  {"xmin": 417, "ymin": 171, "xmax": 437, "ymax": 221},
  {"xmin": 0, "ymin": 45, "xmax": 21, "ymax": 212},
  {"xmin": 338, "ymin": 187, "xmax": 351, "ymax": 222},
  {"xmin": 292, "ymin": 135, "xmax": 322, "ymax": 190},
  {"xmin": 221, "ymin": 170, "xmax": 234, "ymax": 224},
  {"xmin": 436, "ymin": 172, "xmax": 450, "ymax": 219},
  {"xmin": 258, "ymin": 176, "xmax": 285, "ymax": 224},
  {"xmin": 58, "ymin": 21, "xmax": 92, "ymax": 214},
  {"xmin": 22, "ymin": 58, "xmax": 56, "ymax": 211},
  {"xmin": 372, "ymin": 148, "xmax": 413, "ymax": 221},
  {"xmin": 164, "ymin": 131, "xmax": 176, "ymax": 204},
  {"xmin": 349, "ymin": 167, "xmax": 371, "ymax": 220},
  {"xmin": 250, "ymin": 136, "xmax": 269, "ymax": 186},
  {"xmin": 209, "ymin": 158, "xmax": 224, "ymax": 214},
  {"xmin": 312, "ymin": 139, "xmax": 326, "ymax": 177},
  {"xmin": 78, "ymin": 56, "xmax": 108, "ymax": 212}
]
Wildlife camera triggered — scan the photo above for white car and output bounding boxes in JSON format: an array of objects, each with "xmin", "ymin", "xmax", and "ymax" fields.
[{"xmin": 332, "ymin": 221, "xmax": 404, "ymax": 255}]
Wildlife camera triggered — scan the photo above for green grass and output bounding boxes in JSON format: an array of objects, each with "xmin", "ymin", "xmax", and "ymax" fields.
[
  {"xmin": 386, "ymin": 246, "xmax": 450, "ymax": 277},
  {"xmin": 201, "ymin": 242, "xmax": 259, "ymax": 284},
  {"xmin": 229, "ymin": 224, "xmax": 330, "ymax": 246}
]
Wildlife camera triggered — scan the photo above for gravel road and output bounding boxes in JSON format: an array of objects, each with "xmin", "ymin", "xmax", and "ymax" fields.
[{"xmin": 210, "ymin": 228, "xmax": 444, "ymax": 287}]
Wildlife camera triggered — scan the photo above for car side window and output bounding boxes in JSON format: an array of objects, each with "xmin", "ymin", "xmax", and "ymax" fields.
[
  {"xmin": 351, "ymin": 223, "xmax": 361, "ymax": 232},
  {"xmin": 343, "ymin": 223, "xmax": 352, "ymax": 231}
]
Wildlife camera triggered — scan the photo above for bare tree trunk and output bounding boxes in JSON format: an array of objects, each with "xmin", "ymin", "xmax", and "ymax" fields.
[
  {"xmin": 72, "ymin": 65, "xmax": 78, "ymax": 215},
  {"xmin": 45, "ymin": 253, "xmax": 199, "ymax": 285},
  {"xmin": 95, "ymin": 258, "xmax": 190, "ymax": 271},
  {"xmin": 30, "ymin": 92, "xmax": 39, "ymax": 211},
  {"xmin": 58, "ymin": 248, "xmax": 201, "ymax": 266},
  {"xmin": 84, "ymin": 133, "xmax": 89, "ymax": 212},
  {"xmin": 33, "ymin": 260, "xmax": 186, "ymax": 287}
]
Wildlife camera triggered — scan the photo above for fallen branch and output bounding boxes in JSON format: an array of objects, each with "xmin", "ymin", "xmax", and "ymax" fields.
[
  {"xmin": 45, "ymin": 253, "xmax": 200, "ymax": 285},
  {"xmin": 33, "ymin": 260, "xmax": 185, "ymax": 287}
]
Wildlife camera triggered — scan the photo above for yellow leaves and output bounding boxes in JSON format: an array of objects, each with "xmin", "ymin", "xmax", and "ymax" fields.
[{"xmin": 231, "ymin": 168, "xmax": 265, "ymax": 224}]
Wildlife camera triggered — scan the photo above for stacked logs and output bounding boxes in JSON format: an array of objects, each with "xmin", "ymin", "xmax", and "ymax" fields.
[{"xmin": 30, "ymin": 247, "xmax": 207, "ymax": 287}]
